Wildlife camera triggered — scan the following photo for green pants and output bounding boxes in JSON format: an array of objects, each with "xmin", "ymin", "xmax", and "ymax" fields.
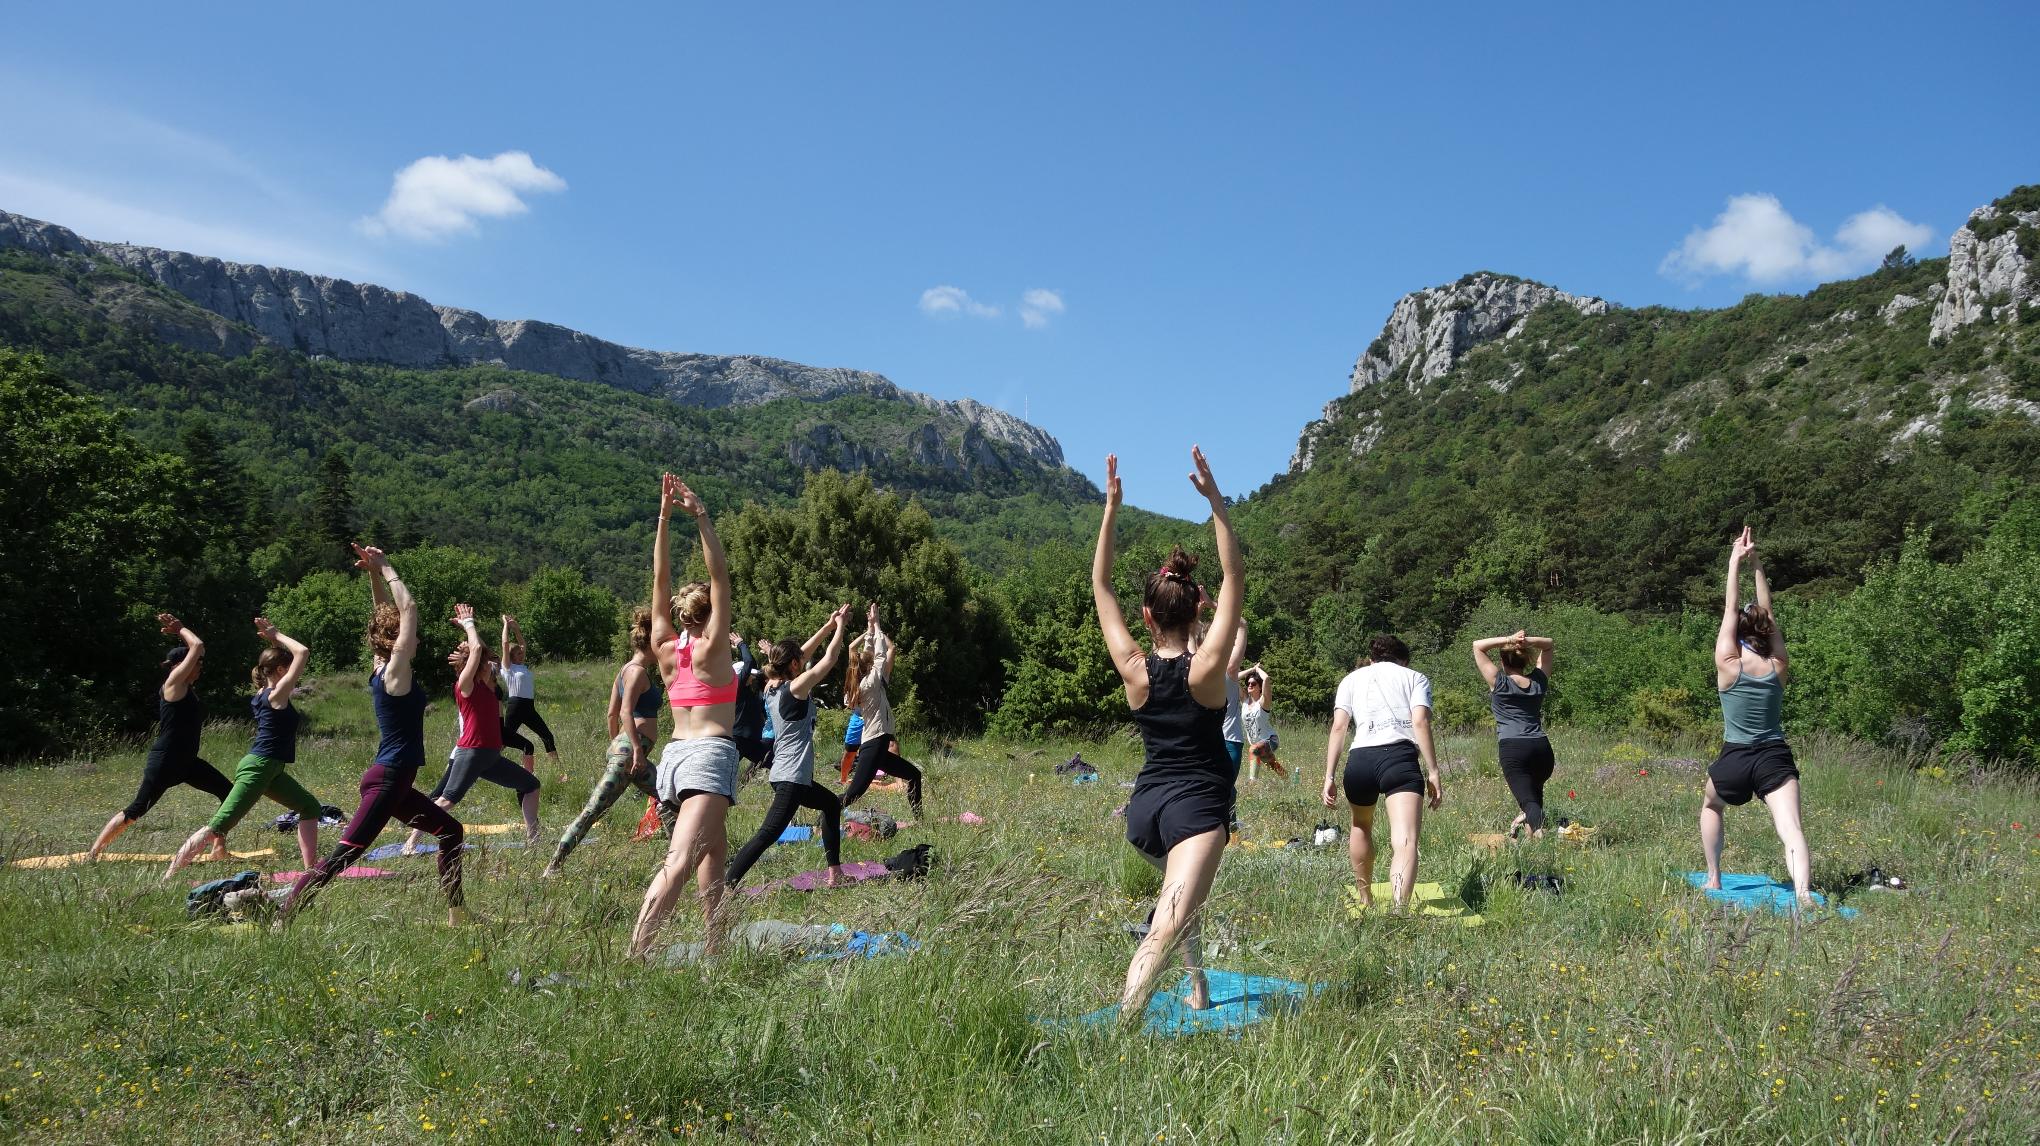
[{"xmin": 208, "ymin": 753, "xmax": 324, "ymax": 834}]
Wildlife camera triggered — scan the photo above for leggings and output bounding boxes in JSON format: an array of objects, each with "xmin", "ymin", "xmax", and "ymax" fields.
[
  {"xmin": 841, "ymin": 734, "xmax": 922, "ymax": 815},
  {"xmin": 1499, "ymin": 737, "xmax": 1557, "ymax": 832},
  {"xmin": 427, "ymin": 747, "xmax": 540, "ymax": 806},
  {"xmin": 726, "ymin": 780, "xmax": 843, "ymax": 885},
  {"xmin": 549, "ymin": 735, "xmax": 677, "ymax": 869},
  {"xmin": 122, "ymin": 751, "xmax": 233, "ymax": 821},
  {"xmin": 283, "ymin": 763, "xmax": 463, "ymax": 916},
  {"xmin": 208, "ymin": 752, "xmax": 324, "ymax": 834},
  {"xmin": 500, "ymin": 697, "xmax": 556, "ymax": 755}
]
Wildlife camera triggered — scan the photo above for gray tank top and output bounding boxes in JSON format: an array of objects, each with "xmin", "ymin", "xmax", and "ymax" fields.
[
  {"xmin": 1719, "ymin": 666, "xmax": 1785, "ymax": 745},
  {"xmin": 767, "ymin": 683, "xmax": 817, "ymax": 785},
  {"xmin": 1491, "ymin": 667, "xmax": 1548, "ymax": 740}
]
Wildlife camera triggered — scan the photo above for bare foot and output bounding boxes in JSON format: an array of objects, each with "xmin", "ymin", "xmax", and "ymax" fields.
[
  {"xmin": 1703, "ymin": 876, "xmax": 1723, "ymax": 891},
  {"xmin": 822, "ymin": 865, "xmax": 844, "ymax": 889},
  {"xmin": 540, "ymin": 865, "xmax": 562, "ymax": 879},
  {"xmin": 1184, "ymin": 973, "xmax": 1213, "ymax": 1010}
]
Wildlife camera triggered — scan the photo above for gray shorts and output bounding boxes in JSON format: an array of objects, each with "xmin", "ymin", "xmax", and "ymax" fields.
[{"xmin": 655, "ymin": 736, "xmax": 739, "ymax": 806}]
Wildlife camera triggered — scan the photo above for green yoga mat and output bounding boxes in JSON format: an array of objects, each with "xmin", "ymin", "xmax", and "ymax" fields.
[{"xmin": 1350, "ymin": 881, "xmax": 1485, "ymax": 926}]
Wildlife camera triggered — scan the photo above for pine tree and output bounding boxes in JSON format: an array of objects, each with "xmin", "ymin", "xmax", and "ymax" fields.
[{"xmin": 314, "ymin": 449, "xmax": 357, "ymax": 567}]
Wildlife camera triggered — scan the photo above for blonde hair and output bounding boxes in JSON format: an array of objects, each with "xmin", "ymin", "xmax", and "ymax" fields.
[
  {"xmin": 672, "ymin": 582, "xmax": 711, "ymax": 629},
  {"xmin": 845, "ymin": 639, "xmax": 874, "ymax": 709},
  {"xmin": 626, "ymin": 606, "xmax": 654, "ymax": 653}
]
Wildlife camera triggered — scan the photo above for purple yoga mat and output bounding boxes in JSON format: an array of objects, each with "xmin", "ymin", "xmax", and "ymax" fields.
[
  {"xmin": 742, "ymin": 860, "xmax": 891, "ymax": 897},
  {"xmin": 264, "ymin": 866, "xmax": 393, "ymax": 882}
]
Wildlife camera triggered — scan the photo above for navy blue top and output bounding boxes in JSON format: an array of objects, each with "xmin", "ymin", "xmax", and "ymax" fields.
[
  {"xmin": 1130, "ymin": 654, "xmax": 1233, "ymax": 789},
  {"xmin": 148, "ymin": 690, "xmax": 204, "ymax": 762},
  {"xmin": 614, "ymin": 666, "xmax": 664, "ymax": 722},
  {"xmin": 732, "ymin": 642, "xmax": 766, "ymax": 740},
  {"xmin": 370, "ymin": 670, "xmax": 429, "ymax": 769},
  {"xmin": 248, "ymin": 687, "xmax": 301, "ymax": 763}
]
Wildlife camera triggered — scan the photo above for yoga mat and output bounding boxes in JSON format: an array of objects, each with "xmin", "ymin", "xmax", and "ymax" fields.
[
  {"xmin": 1468, "ymin": 832, "xmax": 1511, "ymax": 850},
  {"xmin": 1070, "ymin": 970, "xmax": 1324, "ymax": 1036},
  {"xmin": 1683, "ymin": 872, "xmax": 1858, "ymax": 918},
  {"xmin": 1355, "ymin": 882, "xmax": 1485, "ymax": 926},
  {"xmin": 741, "ymin": 860, "xmax": 892, "ymax": 898},
  {"xmin": 462, "ymin": 823, "xmax": 525, "ymax": 836},
  {"xmin": 776, "ymin": 825, "xmax": 814, "ymax": 844},
  {"xmin": 361, "ymin": 837, "xmax": 533, "ymax": 861},
  {"xmin": 264, "ymin": 866, "xmax": 392, "ymax": 882},
  {"xmin": 9, "ymin": 848, "xmax": 276, "ymax": 870}
]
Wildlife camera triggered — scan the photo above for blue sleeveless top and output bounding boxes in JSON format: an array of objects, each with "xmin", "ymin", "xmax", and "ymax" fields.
[
  {"xmin": 248, "ymin": 688, "xmax": 301, "ymax": 763},
  {"xmin": 371, "ymin": 670, "xmax": 429, "ymax": 769}
]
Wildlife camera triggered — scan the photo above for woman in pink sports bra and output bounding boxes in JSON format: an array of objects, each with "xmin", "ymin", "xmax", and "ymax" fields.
[{"xmin": 627, "ymin": 472, "xmax": 741, "ymax": 959}]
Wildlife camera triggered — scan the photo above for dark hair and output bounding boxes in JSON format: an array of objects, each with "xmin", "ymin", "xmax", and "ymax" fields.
[
  {"xmin": 1736, "ymin": 604, "xmax": 1775, "ymax": 658},
  {"xmin": 1367, "ymin": 634, "xmax": 1410, "ymax": 666},
  {"xmin": 1143, "ymin": 546, "xmax": 1202, "ymax": 636},
  {"xmin": 765, "ymin": 637, "xmax": 801, "ymax": 680},
  {"xmin": 1498, "ymin": 645, "xmax": 1529, "ymax": 672}
]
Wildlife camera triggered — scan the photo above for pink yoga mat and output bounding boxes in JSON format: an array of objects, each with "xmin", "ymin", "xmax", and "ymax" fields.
[
  {"xmin": 264, "ymin": 866, "xmax": 392, "ymax": 882},
  {"xmin": 741, "ymin": 860, "xmax": 891, "ymax": 897}
]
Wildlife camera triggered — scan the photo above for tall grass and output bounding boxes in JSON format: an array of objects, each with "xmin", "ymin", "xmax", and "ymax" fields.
[{"xmin": 0, "ymin": 665, "xmax": 2034, "ymax": 1142}]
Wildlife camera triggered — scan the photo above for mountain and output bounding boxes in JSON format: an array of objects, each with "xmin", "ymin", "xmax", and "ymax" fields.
[
  {"xmin": 0, "ymin": 210, "xmax": 1064, "ymax": 468},
  {"xmin": 1236, "ymin": 185, "xmax": 2040, "ymax": 648},
  {"xmin": 0, "ymin": 211, "xmax": 1183, "ymax": 582}
]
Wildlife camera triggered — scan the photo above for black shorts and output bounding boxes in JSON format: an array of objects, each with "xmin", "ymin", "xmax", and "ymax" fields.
[
  {"xmin": 734, "ymin": 735, "xmax": 771, "ymax": 767},
  {"xmin": 1343, "ymin": 741, "xmax": 1425, "ymax": 808},
  {"xmin": 1708, "ymin": 741, "xmax": 1798, "ymax": 807},
  {"xmin": 1124, "ymin": 780, "xmax": 1231, "ymax": 859}
]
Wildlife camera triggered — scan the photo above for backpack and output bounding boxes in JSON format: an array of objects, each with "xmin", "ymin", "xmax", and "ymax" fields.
[{"xmin": 881, "ymin": 843, "xmax": 933, "ymax": 880}]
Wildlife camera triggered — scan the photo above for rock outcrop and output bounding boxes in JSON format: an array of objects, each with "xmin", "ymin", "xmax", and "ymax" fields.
[
  {"xmin": 1290, "ymin": 273, "xmax": 1607, "ymax": 471},
  {"xmin": 1930, "ymin": 196, "xmax": 2039, "ymax": 343},
  {"xmin": 1348, "ymin": 273, "xmax": 1608, "ymax": 393},
  {"xmin": 0, "ymin": 209, "xmax": 1065, "ymax": 468}
]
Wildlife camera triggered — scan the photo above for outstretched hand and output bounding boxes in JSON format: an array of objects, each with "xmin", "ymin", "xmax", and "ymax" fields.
[
  {"xmin": 661, "ymin": 473, "xmax": 706, "ymax": 519},
  {"xmin": 867, "ymin": 601, "xmax": 880, "ymax": 627},
  {"xmin": 1187, "ymin": 445, "xmax": 1222, "ymax": 503},
  {"xmin": 157, "ymin": 612, "xmax": 183, "ymax": 636},
  {"xmin": 254, "ymin": 616, "xmax": 280, "ymax": 644},
  {"xmin": 350, "ymin": 542, "xmax": 385, "ymax": 571},
  {"xmin": 1730, "ymin": 525, "xmax": 1756, "ymax": 563},
  {"xmin": 452, "ymin": 602, "xmax": 476, "ymax": 627},
  {"xmin": 832, "ymin": 603, "xmax": 853, "ymax": 627},
  {"xmin": 1104, "ymin": 454, "xmax": 1122, "ymax": 510}
]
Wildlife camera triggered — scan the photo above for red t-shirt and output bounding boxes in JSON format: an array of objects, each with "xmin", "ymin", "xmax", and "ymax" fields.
[{"xmin": 454, "ymin": 676, "xmax": 503, "ymax": 750}]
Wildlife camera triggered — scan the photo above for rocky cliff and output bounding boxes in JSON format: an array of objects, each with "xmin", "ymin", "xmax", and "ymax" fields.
[
  {"xmin": 0, "ymin": 209, "xmax": 1064, "ymax": 468},
  {"xmin": 1931, "ymin": 188, "xmax": 2040, "ymax": 343}
]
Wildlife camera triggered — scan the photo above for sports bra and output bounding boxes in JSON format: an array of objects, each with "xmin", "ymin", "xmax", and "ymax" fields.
[{"xmin": 668, "ymin": 635, "xmax": 739, "ymax": 707}]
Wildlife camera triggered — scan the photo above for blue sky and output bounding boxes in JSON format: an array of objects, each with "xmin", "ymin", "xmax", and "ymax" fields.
[{"xmin": 4, "ymin": 2, "xmax": 2036, "ymax": 519}]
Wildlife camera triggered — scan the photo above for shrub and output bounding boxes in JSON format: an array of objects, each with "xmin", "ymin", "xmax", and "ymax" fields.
[{"xmin": 262, "ymin": 571, "xmax": 370, "ymax": 673}]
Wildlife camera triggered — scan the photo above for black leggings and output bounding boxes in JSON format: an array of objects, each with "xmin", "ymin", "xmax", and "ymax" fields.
[
  {"xmin": 725, "ymin": 780, "xmax": 843, "ymax": 885},
  {"xmin": 841, "ymin": 734, "xmax": 922, "ymax": 815},
  {"xmin": 1499, "ymin": 737, "xmax": 1556, "ymax": 831},
  {"xmin": 123, "ymin": 752, "xmax": 234, "ymax": 821},
  {"xmin": 500, "ymin": 697, "xmax": 555, "ymax": 755}
]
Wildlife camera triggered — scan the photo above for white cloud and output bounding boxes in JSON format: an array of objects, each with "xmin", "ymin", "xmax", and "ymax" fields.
[
  {"xmin": 919, "ymin": 284, "xmax": 1000, "ymax": 319},
  {"xmin": 1019, "ymin": 288, "xmax": 1066, "ymax": 329},
  {"xmin": 1660, "ymin": 194, "xmax": 1935, "ymax": 285},
  {"xmin": 361, "ymin": 151, "xmax": 566, "ymax": 241}
]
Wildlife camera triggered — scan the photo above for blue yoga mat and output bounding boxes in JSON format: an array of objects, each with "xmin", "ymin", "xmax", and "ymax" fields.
[
  {"xmin": 1683, "ymin": 872, "xmax": 1857, "ymax": 918},
  {"xmin": 777, "ymin": 825, "xmax": 814, "ymax": 844},
  {"xmin": 361, "ymin": 837, "xmax": 537, "ymax": 861},
  {"xmin": 1068, "ymin": 970, "xmax": 1324, "ymax": 1036},
  {"xmin": 804, "ymin": 928, "xmax": 919, "ymax": 962}
]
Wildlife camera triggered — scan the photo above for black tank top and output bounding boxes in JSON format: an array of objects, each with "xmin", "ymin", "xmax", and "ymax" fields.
[
  {"xmin": 371, "ymin": 670, "xmax": 429, "ymax": 769},
  {"xmin": 1130, "ymin": 654, "xmax": 1231, "ymax": 787},
  {"xmin": 613, "ymin": 665, "xmax": 664, "ymax": 722},
  {"xmin": 150, "ymin": 690, "xmax": 203, "ymax": 759},
  {"xmin": 248, "ymin": 687, "xmax": 301, "ymax": 763}
]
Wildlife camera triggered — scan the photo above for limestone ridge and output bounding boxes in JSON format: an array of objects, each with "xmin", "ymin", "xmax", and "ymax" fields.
[
  {"xmin": 0, "ymin": 209, "xmax": 1064, "ymax": 468},
  {"xmin": 1290, "ymin": 273, "xmax": 1608, "ymax": 471},
  {"xmin": 1931, "ymin": 194, "xmax": 2040, "ymax": 344}
]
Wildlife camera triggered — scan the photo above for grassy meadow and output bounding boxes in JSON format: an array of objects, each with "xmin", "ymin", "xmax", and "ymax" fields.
[{"xmin": 0, "ymin": 662, "xmax": 2036, "ymax": 1144}]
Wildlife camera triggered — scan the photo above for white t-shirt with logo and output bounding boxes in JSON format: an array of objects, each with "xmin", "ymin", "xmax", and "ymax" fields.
[{"xmin": 1334, "ymin": 662, "xmax": 1433, "ymax": 748}]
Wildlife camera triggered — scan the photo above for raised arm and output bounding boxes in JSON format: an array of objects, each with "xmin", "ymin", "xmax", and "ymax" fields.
[
  {"xmin": 674, "ymin": 474, "xmax": 734, "ymax": 665},
  {"xmin": 1716, "ymin": 528, "xmax": 1751, "ymax": 685},
  {"xmin": 156, "ymin": 615, "xmax": 204, "ymax": 701},
  {"xmin": 651, "ymin": 476, "xmax": 681, "ymax": 671},
  {"xmin": 1090, "ymin": 454, "xmax": 1145, "ymax": 689},
  {"xmin": 1748, "ymin": 535, "xmax": 1787, "ymax": 678},
  {"xmin": 794, "ymin": 605, "xmax": 852, "ymax": 698},
  {"xmin": 799, "ymin": 612, "xmax": 838, "ymax": 660},
  {"xmin": 1528, "ymin": 634, "xmax": 1555, "ymax": 676},
  {"xmin": 501, "ymin": 615, "xmax": 517, "ymax": 662},
  {"xmin": 453, "ymin": 603, "xmax": 484, "ymax": 697},
  {"xmin": 1187, "ymin": 446, "xmax": 1243, "ymax": 707},
  {"xmin": 1250, "ymin": 664, "xmax": 1272, "ymax": 708},
  {"xmin": 255, "ymin": 617, "xmax": 310, "ymax": 706},
  {"xmin": 865, "ymin": 603, "xmax": 894, "ymax": 681},
  {"xmin": 1469, "ymin": 634, "xmax": 1513, "ymax": 689}
]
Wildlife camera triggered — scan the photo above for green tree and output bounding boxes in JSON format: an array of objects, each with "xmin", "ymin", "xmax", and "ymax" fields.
[
  {"xmin": 721, "ymin": 470, "xmax": 1010, "ymax": 729},
  {"xmin": 314, "ymin": 449, "xmax": 357, "ymax": 569},
  {"xmin": 262, "ymin": 570, "xmax": 371, "ymax": 673},
  {"xmin": 389, "ymin": 545, "xmax": 507, "ymax": 692},
  {"xmin": 514, "ymin": 566, "xmax": 622, "ymax": 661},
  {"xmin": 0, "ymin": 350, "xmax": 186, "ymax": 753}
]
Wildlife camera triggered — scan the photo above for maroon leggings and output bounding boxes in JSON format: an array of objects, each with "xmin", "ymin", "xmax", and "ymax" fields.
[{"xmin": 281, "ymin": 763, "xmax": 464, "ymax": 919}]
